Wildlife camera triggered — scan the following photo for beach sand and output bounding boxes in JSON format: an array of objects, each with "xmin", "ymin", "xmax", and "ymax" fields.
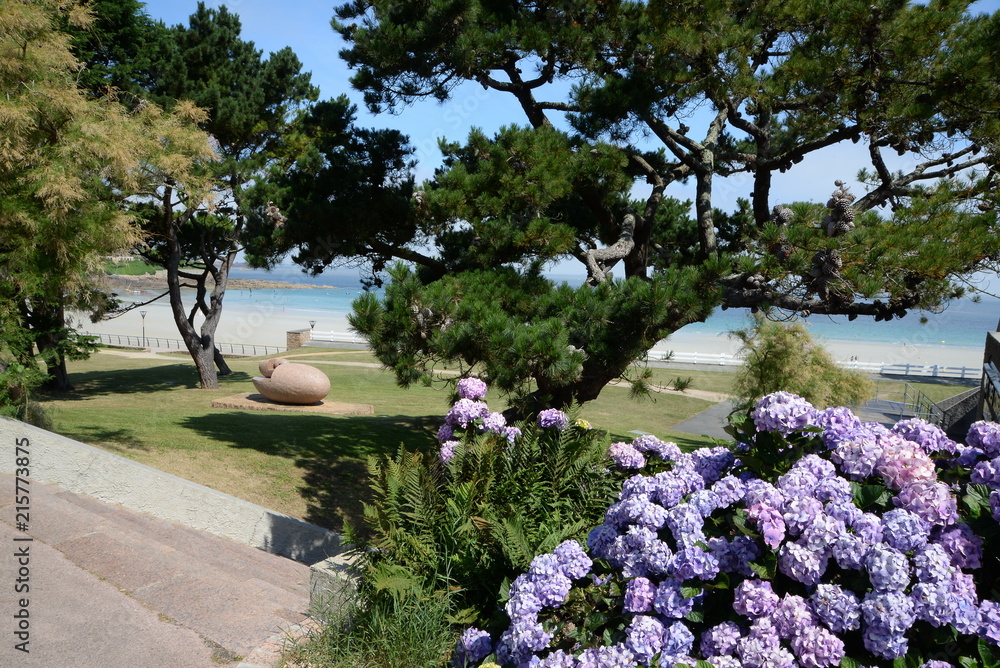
[{"xmin": 76, "ymin": 298, "xmax": 987, "ymax": 371}]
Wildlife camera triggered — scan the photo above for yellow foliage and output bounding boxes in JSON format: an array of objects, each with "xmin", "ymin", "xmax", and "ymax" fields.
[{"xmin": 0, "ymin": 0, "xmax": 215, "ymax": 301}]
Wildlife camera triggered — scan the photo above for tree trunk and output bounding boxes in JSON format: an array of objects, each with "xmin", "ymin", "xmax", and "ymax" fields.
[{"xmin": 214, "ymin": 347, "xmax": 232, "ymax": 376}]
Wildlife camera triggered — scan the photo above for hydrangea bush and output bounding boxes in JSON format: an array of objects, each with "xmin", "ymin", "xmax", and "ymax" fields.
[
  {"xmin": 455, "ymin": 391, "xmax": 1000, "ymax": 668},
  {"xmin": 344, "ymin": 378, "xmax": 622, "ymax": 627}
]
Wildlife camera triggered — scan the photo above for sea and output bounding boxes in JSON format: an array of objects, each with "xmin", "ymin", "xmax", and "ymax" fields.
[{"xmin": 220, "ymin": 264, "xmax": 998, "ymax": 352}]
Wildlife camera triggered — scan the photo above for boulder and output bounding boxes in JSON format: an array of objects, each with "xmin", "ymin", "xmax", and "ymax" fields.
[{"xmin": 252, "ymin": 358, "xmax": 331, "ymax": 405}]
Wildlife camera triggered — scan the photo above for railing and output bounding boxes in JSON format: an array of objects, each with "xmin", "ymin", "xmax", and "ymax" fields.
[
  {"xmin": 855, "ymin": 380, "xmax": 945, "ymax": 425},
  {"xmin": 92, "ymin": 333, "xmax": 283, "ymax": 357},
  {"xmin": 645, "ymin": 350, "xmax": 978, "ymax": 379},
  {"xmin": 309, "ymin": 330, "xmax": 368, "ymax": 345}
]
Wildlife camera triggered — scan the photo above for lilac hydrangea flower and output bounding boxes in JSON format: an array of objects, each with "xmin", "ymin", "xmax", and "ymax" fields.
[
  {"xmin": 778, "ymin": 540, "xmax": 829, "ymax": 586},
  {"xmin": 553, "ymin": 540, "xmax": 592, "ymax": 580},
  {"xmin": 437, "ymin": 422, "xmax": 454, "ymax": 442},
  {"xmin": 454, "ymin": 627, "xmax": 492, "ymax": 665},
  {"xmin": 479, "ymin": 411, "xmax": 507, "ymax": 434},
  {"xmin": 752, "ymin": 391, "xmax": 817, "ymax": 435},
  {"xmin": 831, "ymin": 428, "xmax": 883, "ymax": 480},
  {"xmin": 653, "ymin": 579, "xmax": 697, "ymax": 619},
  {"xmin": 624, "ymin": 576, "xmax": 657, "ymax": 613},
  {"xmin": 935, "ymin": 522, "xmax": 984, "ymax": 569},
  {"xmin": 865, "ymin": 544, "xmax": 910, "ymax": 591},
  {"xmin": 789, "ymin": 624, "xmax": 845, "ymax": 668},
  {"xmin": 881, "ymin": 508, "xmax": 930, "ymax": 553},
  {"xmin": 772, "ymin": 594, "xmax": 818, "ymax": 638},
  {"xmin": 892, "ymin": 417, "xmax": 955, "ymax": 454},
  {"xmin": 439, "ymin": 440, "xmax": 460, "ymax": 463},
  {"xmin": 811, "ymin": 584, "xmax": 861, "ymax": 633},
  {"xmin": 537, "ymin": 408, "xmax": 569, "ymax": 430},
  {"xmin": 700, "ymin": 621, "xmax": 742, "ymax": 657},
  {"xmin": 892, "ymin": 479, "xmax": 957, "ymax": 526},
  {"xmin": 816, "ymin": 406, "xmax": 862, "ymax": 448},
  {"xmin": 670, "ymin": 546, "xmax": 720, "ymax": 581},
  {"xmin": 632, "ymin": 434, "xmax": 681, "ymax": 461},
  {"xmin": 576, "ymin": 644, "xmax": 637, "ymax": 668},
  {"xmin": 608, "ymin": 442, "xmax": 646, "ymax": 470},
  {"xmin": 456, "ymin": 377, "xmax": 488, "ymax": 400},
  {"xmin": 967, "ymin": 420, "xmax": 1000, "ymax": 458},
  {"xmin": 446, "ymin": 398, "xmax": 490, "ymax": 428},
  {"xmin": 733, "ymin": 579, "xmax": 780, "ymax": 618},
  {"xmin": 625, "ymin": 615, "xmax": 665, "ymax": 664},
  {"xmin": 501, "ymin": 425, "xmax": 522, "ymax": 443}
]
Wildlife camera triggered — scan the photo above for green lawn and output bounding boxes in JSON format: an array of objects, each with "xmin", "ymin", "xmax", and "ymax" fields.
[
  {"xmin": 38, "ymin": 349, "xmax": 723, "ymax": 533},
  {"xmin": 38, "ymin": 348, "xmax": 976, "ymax": 534}
]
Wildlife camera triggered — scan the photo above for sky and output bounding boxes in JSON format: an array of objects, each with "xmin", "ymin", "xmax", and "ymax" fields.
[{"xmin": 140, "ymin": 0, "xmax": 1000, "ymax": 223}]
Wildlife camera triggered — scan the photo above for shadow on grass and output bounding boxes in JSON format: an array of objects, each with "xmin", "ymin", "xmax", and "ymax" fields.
[
  {"xmin": 46, "ymin": 364, "xmax": 254, "ymax": 398},
  {"xmin": 180, "ymin": 411, "xmax": 440, "ymax": 533}
]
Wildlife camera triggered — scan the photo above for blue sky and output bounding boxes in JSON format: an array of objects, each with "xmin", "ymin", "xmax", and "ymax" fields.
[{"xmin": 142, "ymin": 0, "xmax": 1000, "ymax": 217}]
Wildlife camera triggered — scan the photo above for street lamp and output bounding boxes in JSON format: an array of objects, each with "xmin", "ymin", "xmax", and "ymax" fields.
[
  {"xmin": 140, "ymin": 311, "xmax": 147, "ymax": 349},
  {"xmin": 309, "ymin": 320, "xmax": 316, "ymax": 331}
]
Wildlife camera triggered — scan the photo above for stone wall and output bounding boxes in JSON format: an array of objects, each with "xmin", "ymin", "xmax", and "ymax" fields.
[{"xmin": 286, "ymin": 328, "xmax": 310, "ymax": 350}]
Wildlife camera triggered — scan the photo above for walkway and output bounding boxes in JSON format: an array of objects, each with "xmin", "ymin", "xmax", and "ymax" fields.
[{"xmin": 0, "ymin": 473, "xmax": 316, "ymax": 667}]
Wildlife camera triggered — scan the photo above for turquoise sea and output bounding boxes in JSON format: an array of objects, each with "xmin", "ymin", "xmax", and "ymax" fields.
[{"xmin": 223, "ymin": 265, "xmax": 999, "ymax": 352}]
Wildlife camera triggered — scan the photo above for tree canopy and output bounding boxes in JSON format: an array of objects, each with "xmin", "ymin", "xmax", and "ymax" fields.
[
  {"xmin": 82, "ymin": 1, "xmax": 320, "ymax": 388},
  {"xmin": 0, "ymin": 0, "xmax": 213, "ymax": 399},
  {"xmin": 251, "ymin": 0, "xmax": 1000, "ymax": 410}
]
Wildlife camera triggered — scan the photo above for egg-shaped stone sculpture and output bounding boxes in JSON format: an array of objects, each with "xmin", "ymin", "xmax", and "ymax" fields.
[{"xmin": 252, "ymin": 358, "xmax": 330, "ymax": 405}]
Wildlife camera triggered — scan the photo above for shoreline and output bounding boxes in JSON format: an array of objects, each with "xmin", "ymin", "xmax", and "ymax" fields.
[
  {"xmin": 100, "ymin": 273, "xmax": 341, "ymax": 292},
  {"xmin": 75, "ymin": 299, "xmax": 988, "ymax": 371}
]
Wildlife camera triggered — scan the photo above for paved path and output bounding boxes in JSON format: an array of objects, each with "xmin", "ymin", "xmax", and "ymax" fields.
[
  {"xmin": 0, "ymin": 474, "xmax": 316, "ymax": 667},
  {"xmin": 670, "ymin": 399, "xmax": 737, "ymax": 441}
]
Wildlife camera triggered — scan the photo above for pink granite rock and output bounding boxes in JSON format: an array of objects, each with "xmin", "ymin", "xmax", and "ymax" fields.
[{"xmin": 252, "ymin": 358, "xmax": 330, "ymax": 405}]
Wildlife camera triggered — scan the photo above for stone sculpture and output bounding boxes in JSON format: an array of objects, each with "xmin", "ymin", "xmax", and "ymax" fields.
[{"xmin": 252, "ymin": 358, "xmax": 331, "ymax": 405}]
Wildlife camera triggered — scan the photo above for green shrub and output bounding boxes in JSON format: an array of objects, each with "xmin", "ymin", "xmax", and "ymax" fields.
[
  {"xmin": 730, "ymin": 313, "xmax": 875, "ymax": 409},
  {"xmin": 670, "ymin": 376, "xmax": 693, "ymax": 392},
  {"xmin": 344, "ymin": 403, "xmax": 623, "ymax": 628}
]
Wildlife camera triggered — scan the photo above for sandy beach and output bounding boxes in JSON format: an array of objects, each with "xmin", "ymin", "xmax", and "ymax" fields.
[{"xmin": 74, "ymin": 295, "xmax": 988, "ymax": 372}]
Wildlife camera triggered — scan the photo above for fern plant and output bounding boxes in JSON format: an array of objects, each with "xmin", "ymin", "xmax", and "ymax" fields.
[{"xmin": 344, "ymin": 401, "xmax": 623, "ymax": 629}]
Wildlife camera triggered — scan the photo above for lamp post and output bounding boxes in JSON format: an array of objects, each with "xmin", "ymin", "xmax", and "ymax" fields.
[
  {"xmin": 309, "ymin": 320, "xmax": 316, "ymax": 331},
  {"xmin": 140, "ymin": 311, "xmax": 147, "ymax": 349}
]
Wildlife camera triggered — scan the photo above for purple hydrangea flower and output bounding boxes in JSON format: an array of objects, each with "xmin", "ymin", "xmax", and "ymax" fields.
[
  {"xmin": 537, "ymin": 408, "xmax": 569, "ymax": 430},
  {"xmin": 553, "ymin": 540, "xmax": 592, "ymax": 580},
  {"xmin": 439, "ymin": 440, "xmax": 460, "ymax": 463},
  {"xmin": 789, "ymin": 624, "xmax": 845, "ymax": 668},
  {"xmin": 912, "ymin": 580, "xmax": 956, "ymax": 628},
  {"xmin": 446, "ymin": 398, "xmax": 490, "ymax": 428},
  {"xmin": 692, "ymin": 447, "xmax": 735, "ymax": 483},
  {"xmin": 778, "ymin": 540, "xmax": 829, "ymax": 586},
  {"xmin": 700, "ymin": 622, "xmax": 742, "ymax": 657},
  {"xmin": 894, "ymin": 480, "xmax": 958, "ymax": 526},
  {"xmin": 437, "ymin": 422, "xmax": 454, "ymax": 442},
  {"xmin": 816, "ymin": 406, "xmax": 862, "ymax": 448},
  {"xmin": 811, "ymin": 584, "xmax": 861, "ymax": 633},
  {"xmin": 935, "ymin": 522, "xmax": 984, "ymax": 569},
  {"xmin": 456, "ymin": 377, "xmax": 488, "ymax": 400},
  {"xmin": 967, "ymin": 420, "xmax": 1000, "ymax": 458},
  {"xmin": 752, "ymin": 391, "xmax": 818, "ymax": 435},
  {"xmin": 632, "ymin": 434, "xmax": 681, "ymax": 461},
  {"xmin": 479, "ymin": 411, "xmax": 507, "ymax": 434},
  {"xmin": 624, "ymin": 576, "xmax": 657, "ymax": 613},
  {"xmin": 979, "ymin": 599, "xmax": 1000, "ymax": 644},
  {"xmin": 881, "ymin": 508, "xmax": 930, "ymax": 553},
  {"xmin": 772, "ymin": 594, "xmax": 818, "ymax": 638},
  {"xmin": 625, "ymin": 615, "xmax": 665, "ymax": 664},
  {"xmin": 831, "ymin": 428, "xmax": 883, "ymax": 480},
  {"xmin": 454, "ymin": 627, "xmax": 492, "ymax": 665},
  {"xmin": 576, "ymin": 644, "xmax": 637, "ymax": 668},
  {"xmin": 608, "ymin": 442, "xmax": 647, "ymax": 470},
  {"xmin": 733, "ymin": 579, "xmax": 780, "ymax": 618},
  {"xmin": 780, "ymin": 491, "xmax": 823, "ymax": 534},
  {"xmin": 653, "ymin": 579, "xmax": 697, "ymax": 619},
  {"xmin": 892, "ymin": 417, "xmax": 952, "ymax": 453},
  {"xmin": 501, "ymin": 425, "xmax": 522, "ymax": 443},
  {"xmin": 913, "ymin": 543, "xmax": 954, "ymax": 583},
  {"xmin": 865, "ymin": 544, "xmax": 911, "ymax": 591},
  {"xmin": 670, "ymin": 546, "xmax": 720, "ymax": 581}
]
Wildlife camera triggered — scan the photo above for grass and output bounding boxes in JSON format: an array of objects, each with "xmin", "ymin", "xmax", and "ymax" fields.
[
  {"xmin": 37, "ymin": 348, "xmax": 724, "ymax": 533},
  {"xmin": 103, "ymin": 259, "xmax": 160, "ymax": 275}
]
